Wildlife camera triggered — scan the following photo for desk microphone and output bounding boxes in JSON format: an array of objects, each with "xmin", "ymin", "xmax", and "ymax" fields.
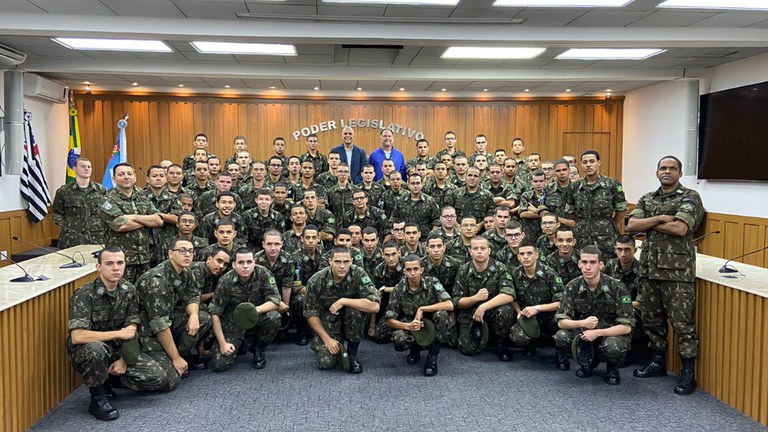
[
  {"xmin": 2, "ymin": 251, "xmax": 48, "ymax": 283},
  {"xmin": 54, "ymin": 222, "xmax": 104, "ymax": 258},
  {"xmin": 719, "ymin": 245, "xmax": 768, "ymax": 274},
  {"xmin": 11, "ymin": 236, "xmax": 84, "ymax": 269},
  {"xmin": 693, "ymin": 230, "xmax": 720, "ymax": 243}
]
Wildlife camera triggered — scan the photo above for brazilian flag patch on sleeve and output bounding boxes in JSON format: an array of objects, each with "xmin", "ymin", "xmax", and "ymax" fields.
[
  {"xmin": 621, "ymin": 295, "xmax": 631, "ymax": 304},
  {"xmin": 555, "ymin": 276, "xmax": 563, "ymax": 284},
  {"xmin": 361, "ymin": 276, "xmax": 372, "ymax": 285},
  {"xmin": 505, "ymin": 274, "xmax": 513, "ymax": 281},
  {"xmin": 268, "ymin": 277, "xmax": 276, "ymax": 285}
]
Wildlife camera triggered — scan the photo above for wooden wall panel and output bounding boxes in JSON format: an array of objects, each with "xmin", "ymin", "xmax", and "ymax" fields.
[
  {"xmin": 0, "ymin": 210, "xmax": 57, "ymax": 268},
  {"xmin": 73, "ymin": 94, "xmax": 624, "ymax": 183},
  {"xmin": 698, "ymin": 212, "xmax": 768, "ymax": 267}
]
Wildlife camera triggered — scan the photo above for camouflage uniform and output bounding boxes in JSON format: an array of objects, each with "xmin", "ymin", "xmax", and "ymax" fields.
[
  {"xmin": 482, "ymin": 230, "xmax": 507, "ymax": 261},
  {"xmin": 341, "ymin": 206, "xmax": 390, "ymax": 238},
  {"xmin": 630, "ymin": 184, "xmax": 704, "ymax": 358},
  {"xmin": 605, "ymin": 257, "xmax": 646, "ymax": 351},
  {"xmin": 390, "ymin": 193, "xmax": 440, "ymax": 241},
  {"xmin": 424, "ymin": 255, "xmax": 462, "ymax": 296},
  {"xmin": 137, "ymin": 187, "xmax": 183, "ymax": 266},
  {"xmin": 544, "ymin": 181, "xmax": 572, "ymax": 220},
  {"xmin": 519, "ymin": 189, "xmax": 545, "ymax": 241},
  {"xmin": 304, "ymin": 265, "xmax": 380, "ymax": 369},
  {"xmin": 282, "ymin": 229, "xmax": 304, "ymax": 256},
  {"xmin": 546, "ymin": 250, "xmax": 581, "ymax": 285},
  {"xmin": 422, "ymin": 180, "xmax": 456, "ymax": 211},
  {"xmin": 182, "ymin": 152, "xmax": 217, "ymax": 172},
  {"xmin": 314, "ymin": 172, "xmax": 338, "ymax": 191},
  {"xmin": 326, "ymin": 184, "xmax": 359, "ymax": 220},
  {"xmin": 509, "ymin": 263, "xmax": 564, "ymax": 347},
  {"xmin": 505, "ymin": 177, "xmax": 532, "ymax": 206},
  {"xmin": 306, "ymin": 208, "xmax": 337, "ymax": 250},
  {"xmin": 197, "ymin": 242, "xmax": 243, "ymax": 262},
  {"xmin": 453, "ymin": 259, "xmax": 517, "ymax": 355},
  {"xmin": 565, "ymin": 175, "xmax": 628, "ymax": 259},
  {"xmin": 293, "ymin": 247, "xmax": 324, "ymax": 323},
  {"xmin": 187, "ymin": 261, "xmax": 221, "ymax": 311},
  {"xmin": 399, "ymin": 243, "xmax": 428, "ymax": 260},
  {"xmin": 186, "ymin": 180, "xmax": 215, "ymax": 198},
  {"xmin": 237, "ymin": 182, "xmax": 272, "ymax": 212},
  {"xmin": 359, "ymin": 183, "xmax": 387, "ymax": 210},
  {"xmin": 554, "ymin": 275, "xmax": 635, "ymax": 363},
  {"xmin": 362, "ymin": 247, "xmax": 383, "ymax": 277},
  {"xmin": 320, "ymin": 246, "xmax": 365, "ymax": 270},
  {"xmin": 435, "ymin": 148, "xmax": 466, "ymax": 161},
  {"xmin": 370, "ymin": 260, "xmax": 404, "ymax": 339},
  {"xmin": 406, "ymin": 155, "xmax": 439, "ymax": 172},
  {"xmin": 174, "ymin": 235, "xmax": 209, "ymax": 262},
  {"xmin": 451, "ymin": 187, "xmax": 495, "ymax": 222},
  {"xmin": 379, "ymin": 188, "xmax": 409, "ymax": 218},
  {"xmin": 293, "ymin": 182, "xmax": 328, "ymax": 205},
  {"xmin": 241, "ymin": 208, "xmax": 286, "ymax": 251},
  {"xmin": 207, "ymin": 266, "xmax": 281, "ymax": 372},
  {"xmin": 445, "ymin": 236, "xmax": 471, "ymax": 263},
  {"xmin": 384, "ymin": 275, "xmax": 453, "ymax": 348},
  {"xmin": 52, "ymin": 180, "xmax": 108, "ymax": 248},
  {"xmin": 254, "ymin": 250, "xmax": 295, "ymax": 301},
  {"xmin": 497, "ymin": 246, "xmax": 521, "ymax": 273},
  {"xmin": 197, "ymin": 211, "xmax": 248, "ymax": 245},
  {"xmin": 535, "ymin": 234, "xmax": 557, "ymax": 258},
  {"xmin": 428, "ymin": 227, "xmax": 459, "ymax": 244},
  {"xmin": 194, "ymin": 189, "xmax": 243, "ymax": 221},
  {"xmin": 299, "ymin": 152, "xmax": 329, "ymax": 175},
  {"xmin": 513, "ymin": 156, "xmax": 531, "ymax": 184},
  {"xmin": 67, "ymin": 277, "xmax": 177, "ymax": 391},
  {"xmin": 467, "ymin": 152, "xmax": 494, "ymax": 166},
  {"xmin": 484, "ymin": 182, "xmax": 514, "ymax": 202},
  {"xmin": 99, "ymin": 188, "xmax": 161, "ymax": 284}
]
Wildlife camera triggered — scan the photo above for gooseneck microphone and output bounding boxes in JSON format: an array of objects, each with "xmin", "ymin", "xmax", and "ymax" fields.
[
  {"xmin": 2, "ymin": 251, "xmax": 48, "ymax": 283},
  {"xmin": 719, "ymin": 245, "xmax": 768, "ymax": 274},
  {"xmin": 692, "ymin": 230, "xmax": 720, "ymax": 243},
  {"xmin": 54, "ymin": 222, "xmax": 104, "ymax": 258},
  {"xmin": 11, "ymin": 236, "xmax": 84, "ymax": 269}
]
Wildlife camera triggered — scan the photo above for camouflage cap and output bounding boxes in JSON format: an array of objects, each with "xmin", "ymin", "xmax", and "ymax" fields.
[
  {"xmin": 412, "ymin": 319, "xmax": 436, "ymax": 347},
  {"xmin": 571, "ymin": 335, "xmax": 595, "ymax": 367},
  {"xmin": 517, "ymin": 316, "xmax": 541, "ymax": 339},
  {"xmin": 233, "ymin": 302, "xmax": 260, "ymax": 330},
  {"xmin": 469, "ymin": 321, "xmax": 489, "ymax": 351},
  {"xmin": 280, "ymin": 309, "xmax": 293, "ymax": 332},
  {"xmin": 120, "ymin": 336, "xmax": 140, "ymax": 366},
  {"xmin": 337, "ymin": 342, "xmax": 351, "ymax": 372}
]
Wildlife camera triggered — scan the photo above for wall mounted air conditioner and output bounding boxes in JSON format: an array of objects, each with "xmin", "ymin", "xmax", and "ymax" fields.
[
  {"xmin": 23, "ymin": 73, "xmax": 69, "ymax": 104},
  {"xmin": 0, "ymin": 43, "xmax": 26, "ymax": 68}
]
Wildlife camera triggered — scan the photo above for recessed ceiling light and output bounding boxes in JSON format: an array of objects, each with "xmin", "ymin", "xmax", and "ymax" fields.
[
  {"xmin": 191, "ymin": 41, "xmax": 296, "ymax": 56},
  {"xmin": 566, "ymin": 89, "xmax": 572, "ymax": 92},
  {"xmin": 557, "ymin": 48, "xmax": 665, "ymax": 60},
  {"xmin": 606, "ymin": 89, "xmax": 612, "ymax": 92},
  {"xmin": 131, "ymin": 82, "xmax": 139, "ymax": 86},
  {"xmin": 178, "ymin": 84, "xmax": 185, "ymax": 87},
  {"xmin": 524, "ymin": 89, "xmax": 530, "ymax": 92},
  {"xmin": 269, "ymin": 86, "xmax": 276, "ymax": 89},
  {"xmin": 658, "ymin": 0, "xmax": 768, "ymax": 10},
  {"xmin": 442, "ymin": 47, "xmax": 546, "ymax": 59},
  {"xmin": 356, "ymin": 87, "xmax": 362, "ymax": 91},
  {"xmin": 83, "ymin": 81, "xmax": 91, "ymax": 85},
  {"xmin": 321, "ymin": 0, "xmax": 459, "ymax": 5},
  {"xmin": 483, "ymin": 89, "xmax": 489, "ymax": 92},
  {"xmin": 399, "ymin": 88, "xmax": 405, "ymax": 91},
  {"xmin": 441, "ymin": 88, "xmax": 447, "ymax": 92},
  {"xmin": 52, "ymin": 37, "xmax": 172, "ymax": 52},
  {"xmin": 224, "ymin": 85, "xmax": 231, "ymax": 88},
  {"xmin": 314, "ymin": 86, "xmax": 320, "ymax": 90},
  {"xmin": 493, "ymin": 0, "xmax": 633, "ymax": 6}
]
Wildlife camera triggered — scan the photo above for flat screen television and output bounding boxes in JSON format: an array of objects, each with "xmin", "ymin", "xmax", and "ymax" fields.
[{"xmin": 698, "ymin": 80, "xmax": 768, "ymax": 181}]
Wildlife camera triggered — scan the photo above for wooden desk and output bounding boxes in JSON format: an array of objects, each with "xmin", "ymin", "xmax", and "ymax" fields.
[{"xmin": 0, "ymin": 245, "xmax": 100, "ymax": 432}]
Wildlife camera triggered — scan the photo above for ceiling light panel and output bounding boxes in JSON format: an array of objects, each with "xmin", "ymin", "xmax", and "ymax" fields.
[
  {"xmin": 556, "ymin": 48, "xmax": 665, "ymax": 60},
  {"xmin": 322, "ymin": 0, "xmax": 459, "ymax": 5},
  {"xmin": 442, "ymin": 47, "xmax": 546, "ymax": 59},
  {"xmin": 493, "ymin": 0, "xmax": 634, "ymax": 7},
  {"xmin": 52, "ymin": 38, "xmax": 172, "ymax": 52},
  {"xmin": 658, "ymin": 0, "xmax": 768, "ymax": 10},
  {"xmin": 191, "ymin": 41, "xmax": 297, "ymax": 56}
]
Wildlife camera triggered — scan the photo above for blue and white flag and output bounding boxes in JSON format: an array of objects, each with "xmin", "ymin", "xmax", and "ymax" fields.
[
  {"xmin": 102, "ymin": 115, "xmax": 129, "ymax": 190},
  {"xmin": 21, "ymin": 111, "xmax": 52, "ymax": 222}
]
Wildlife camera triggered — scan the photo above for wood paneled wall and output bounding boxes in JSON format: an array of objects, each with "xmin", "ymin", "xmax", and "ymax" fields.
[
  {"xmin": 0, "ymin": 273, "xmax": 93, "ymax": 432},
  {"xmin": 0, "ymin": 209, "xmax": 57, "ymax": 268},
  {"xmin": 698, "ymin": 212, "xmax": 768, "ymax": 268},
  {"xmin": 73, "ymin": 94, "xmax": 624, "ymax": 183}
]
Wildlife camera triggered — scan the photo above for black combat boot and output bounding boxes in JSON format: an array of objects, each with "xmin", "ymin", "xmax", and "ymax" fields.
[
  {"xmin": 406, "ymin": 344, "xmax": 421, "ymax": 364},
  {"xmin": 347, "ymin": 342, "xmax": 363, "ymax": 374},
  {"xmin": 295, "ymin": 319, "xmax": 309, "ymax": 346},
  {"xmin": 633, "ymin": 350, "xmax": 667, "ymax": 378},
  {"xmin": 605, "ymin": 362, "xmax": 621, "ymax": 385},
  {"xmin": 105, "ymin": 376, "xmax": 122, "ymax": 400},
  {"xmin": 674, "ymin": 357, "xmax": 697, "ymax": 395},
  {"xmin": 576, "ymin": 355, "xmax": 600, "ymax": 378},
  {"xmin": 423, "ymin": 342, "xmax": 440, "ymax": 377},
  {"xmin": 252, "ymin": 342, "xmax": 267, "ymax": 369},
  {"xmin": 556, "ymin": 349, "xmax": 570, "ymax": 371},
  {"xmin": 497, "ymin": 343, "xmax": 513, "ymax": 362},
  {"xmin": 88, "ymin": 385, "xmax": 119, "ymax": 421},
  {"xmin": 522, "ymin": 344, "xmax": 537, "ymax": 358}
]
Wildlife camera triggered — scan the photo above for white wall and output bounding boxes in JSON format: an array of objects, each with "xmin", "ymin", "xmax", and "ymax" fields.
[
  {"xmin": 623, "ymin": 53, "xmax": 768, "ymax": 219},
  {"xmin": 0, "ymin": 72, "xmax": 69, "ymax": 212}
]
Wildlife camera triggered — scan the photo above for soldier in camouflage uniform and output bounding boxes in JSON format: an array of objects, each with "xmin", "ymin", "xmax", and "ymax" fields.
[
  {"xmin": 189, "ymin": 246, "xmax": 231, "ymax": 314},
  {"xmin": 482, "ymin": 206, "xmax": 511, "ymax": 260},
  {"xmin": 254, "ymin": 230, "xmax": 296, "ymax": 337},
  {"xmin": 186, "ymin": 160, "xmax": 215, "ymax": 196},
  {"xmin": 303, "ymin": 189, "xmax": 337, "ymax": 250},
  {"xmin": 510, "ymin": 138, "xmax": 532, "ymax": 185},
  {"xmin": 138, "ymin": 165, "xmax": 183, "ymax": 266},
  {"xmin": 424, "ymin": 233, "xmax": 462, "ymax": 297},
  {"xmin": 509, "ymin": 240, "xmax": 565, "ymax": 363},
  {"xmin": 359, "ymin": 164, "xmax": 387, "ymax": 210},
  {"xmin": 605, "ymin": 234, "xmax": 647, "ymax": 363},
  {"xmin": 304, "ymin": 246, "xmax": 381, "ymax": 372},
  {"xmin": 197, "ymin": 191, "xmax": 247, "ymax": 245},
  {"xmin": 182, "ymin": 133, "xmax": 215, "ymax": 172},
  {"xmin": 453, "ymin": 236, "xmax": 517, "ymax": 360},
  {"xmin": 319, "ymin": 229, "xmax": 365, "ymax": 270},
  {"xmin": 627, "ymin": 156, "xmax": 705, "ymax": 396},
  {"xmin": 380, "ymin": 171, "xmax": 410, "ymax": 218},
  {"xmin": 467, "ymin": 134, "xmax": 494, "ymax": 166},
  {"xmin": 315, "ymin": 152, "xmax": 340, "ymax": 190},
  {"xmin": 544, "ymin": 158, "xmax": 576, "ymax": 227},
  {"xmin": 497, "ymin": 221, "xmax": 525, "ymax": 272},
  {"xmin": 535, "ymin": 213, "xmax": 560, "ymax": 258},
  {"xmin": 361, "ymin": 228, "xmax": 384, "ymax": 276},
  {"xmin": 406, "ymin": 138, "xmax": 439, "ymax": 173},
  {"xmin": 390, "ymin": 173, "xmax": 440, "ymax": 242},
  {"xmin": 518, "ymin": 170, "xmax": 548, "ymax": 242},
  {"xmin": 451, "ymin": 167, "xmax": 495, "ymax": 222},
  {"xmin": 197, "ymin": 219, "xmax": 245, "ymax": 259},
  {"xmin": 342, "ymin": 189, "xmax": 390, "ymax": 238},
  {"xmin": 385, "ymin": 254, "xmax": 454, "ymax": 376},
  {"xmin": 423, "ymin": 161, "xmax": 456, "ymax": 211},
  {"xmin": 194, "ymin": 173, "xmax": 243, "ymax": 221},
  {"xmin": 173, "ymin": 211, "xmax": 209, "ymax": 262},
  {"xmin": 435, "ymin": 130, "xmax": 466, "ymax": 161},
  {"xmin": 369, "ymin": 241, "xmax": 404, "ymax": 339},
  {"xmin": 326, "ymin": 163, "xmax": 359, "ymax": 219},
  {"xmin": 136, "ymin": 239, "xmax": 212, "ymax": 380},
  {"xmin": 565, "ymin": 150, "xmax": 628, "ymax": 260},
  {"xmin": 242, "ymin": 189, "xmax": 286, "ymax": 251},
  {"xmin": 299, "ymin": 133, "xmax": 329, "ymax": 175},
  {"xmin": 294, "ymin": 162, "xmax": 329, "ymax": 205},
  {"xmin": 67, "ymin": 247, "xmax": 176, "ymax": 421},
  {"xmin": 554, "ymin": 246, "xmax": 634, "ymax": 385},
  {"xmin": 52, "ymin": 157, "xmax": 108, "ymax": 248},
  {"xmin": 208, "ymin": 247, "xmax": 281, "ymax": 372},
  {"xmin": 292, "ymin": 225, "xmax": 324, "ymax": 345},
  {"xmin": 445, "ymin": 215, "xmax": 477, "ymax": 263},
  {"xmin": 399, "ymin": 223, "xmax": 428, "ymax": 258},
  {"xmin": 99, "ymin": 163, "xmax": 163, "ymax": 284},
  {"xmin": 237, "ymin": 162, "xmax": 270, "ymax": 211},
  {"xmin": 546, "ymin": 227, "xmax": 581, "ymax": 284}
]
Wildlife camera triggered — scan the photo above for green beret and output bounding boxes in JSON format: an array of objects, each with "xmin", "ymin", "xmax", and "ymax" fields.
[
  {"xmin": 469, "ymin": 321, "xmax": 489, "ymax": 351},
  {"xmin": 120, "ymin": 336, "xmax": 140, "ymax": 366},
  {"xmin": 518, "ymin": 316, "xmax": 541, "ymax": 339},
  {"xmin": 233, "ymin": 302, "xmax": 260, "ymax": 330},
  {"xmin": 412, "ymin": 319, "xmax": 436, "ymax": 347}
]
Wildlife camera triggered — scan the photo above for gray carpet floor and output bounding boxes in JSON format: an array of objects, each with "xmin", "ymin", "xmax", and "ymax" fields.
[{"xmin": 32, "ymin": 341, "xmax": 767, "ymax": 432}]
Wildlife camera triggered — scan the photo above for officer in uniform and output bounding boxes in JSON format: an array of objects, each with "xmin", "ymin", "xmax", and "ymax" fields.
[
  {"xmin": 52, "ymin": 157, "xmax": 107, "ymax": 248},
  {"xmin": 627, "ymin": 155, "xmax": 705, "ymax": 395},
  {"xmin": 208, "ymin": 247, "xmax": 281, "ymax": 372},
  {"xmin": 67, "ymin": 246, "xmax": 176, "ymax": 421},
  {"xmin": 554, "ymin": 246, "xmax": 634, "ymax": 385},
  {"xmin": 304, "ymin": 246, "xmax": 380, "ymax": 373},
  {"xmin": 292, "ymin": 225, "xmax": 323, "ymax": 345},
  {"xmin": 384, "ymin": 254, "xmax": 454, "ymax": 376}
]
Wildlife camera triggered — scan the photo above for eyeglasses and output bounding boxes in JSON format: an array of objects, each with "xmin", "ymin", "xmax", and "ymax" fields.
[
  {"xmin": 505, "ymin": 233, "xmax": 523, "ymax": 239},
  {"xmin": 352, "ymin": 196, "xmax": 366, "ymax": 201},
  {"xmin": 441, "ymin": 215, "xmax": 456, "ymax": 219},
  {"xmin": 269, "ymin": 164, "xmax": 282, "ymax": 167},
  {"xmin": 171, "ymin": 248, "xmax": 195, "ymax": 255},
  {"xmin": 541, "ymin": 221, "xmax": 557, "ymax": 226}
]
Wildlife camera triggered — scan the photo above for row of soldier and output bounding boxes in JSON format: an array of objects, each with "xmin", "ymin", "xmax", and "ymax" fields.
[{"xmin": 56, "ymin": 131, "xmax": 703, "ymax": 423}]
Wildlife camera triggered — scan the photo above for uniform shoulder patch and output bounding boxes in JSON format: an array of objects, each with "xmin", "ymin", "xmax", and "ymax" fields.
[
  {"xmin": 505, "ymin": 274, "xmax": 513, "ymax": 281},
  {"xmin": 101, "ymin": 201, "xmax": 113, "ymax": 211},
  {"xmin": 327, "ymin": 217, "xmax": 335, "ymax": 223},
  {"xmin": 361, "ymin": 275, "xmax": 372, "ymax": 285},
  {"xmin": 555, "ymin": 276, "xmax": 563, "ymax": 284},
  {"xmin": 268, "ymin": 276, "xmax": 276, "ymax": 285},
  {"xmin": 617, "ymin": 185, "xmax": 623, "ymax": 192},
  {"xmin": 621, "ymin": 295, "xmax": 631, "ymax": 304}
]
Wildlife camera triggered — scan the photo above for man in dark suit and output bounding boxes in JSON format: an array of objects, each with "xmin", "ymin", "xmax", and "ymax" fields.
[{"xmin": 331, "ymin": 126, "xmax": 368, "ymax": 185}]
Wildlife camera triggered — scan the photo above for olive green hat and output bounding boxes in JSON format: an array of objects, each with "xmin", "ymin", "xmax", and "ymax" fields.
[
  {"xmin": 572, "ymin": 335, "xmax": 595, "ymax": 367},
  {"xmin": 233, "ymin": 302, "xmax": 260, "ymax": 330},
  {"xmin": 120, "ymin": 336, "xmax": 140, "ymax": 366},
  {"xmin": 469, "ymin": 321, "xmax": 489, "ymax": 351},
  {"xmin": 412, "ymin": 319, "xmax": 437, "ymax": 347},
  {"xmin": 337, "ymin": 342, "xmax": 351, "ymax": 372},
  {"xmin": 518, "ymin": 316, "xmax": 541, "ymax": 339}
]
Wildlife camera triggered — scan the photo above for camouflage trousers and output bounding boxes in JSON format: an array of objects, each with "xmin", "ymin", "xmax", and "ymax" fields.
[
  {"xmin": 390, "ymin": 311, "xmax": 454, "ymax": 349},
  {"xmin": 68, "ymin": 341, "xmax": 177, "ymax": 391},
  {"xmin": 310, "ymin": 308, "xmax": 367, "ymax": 369},
  {"xmin": 457, "ymin": 304, "xmax": 515, "ymax": 355},
  {"xmin": 641, "ymin": 279, "xmax": 698, "ymax": 358},
  {"xmin": 370, "ymin": 292, "xmax": 392, "ymax": 341},
  {"xmin": 554, "ymin": 329, "xmax": 630, "ymax": 363},
  {"xmin": 124, "ymin": 263, "xmax": 151, "ymax": 285},
  {"xmin": 139, "ymin": 309, "xmax": 212, "ymax": 382},
  {"xmin": 210, "ymin": 310, "xmax": 281, "ymax": 372},
  {"xmin": 290, "ymin": 292, "xmax": 308, "ymax": 331},
  {"xmin": 509, "ymin": 312, "xmax": 558, "ymax": 347},
  {"xmin": 574, "ymin": 222, "xmax": 618, "ymax": 261}
]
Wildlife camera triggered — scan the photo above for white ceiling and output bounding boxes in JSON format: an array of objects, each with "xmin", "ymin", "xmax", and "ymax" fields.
[{"xmin": 1, "ymin": 0, "xmax": 768, "ymax": 97}]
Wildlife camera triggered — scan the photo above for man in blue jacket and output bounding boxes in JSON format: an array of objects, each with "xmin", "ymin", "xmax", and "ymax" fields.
[{"xmin": 330, "ymin": 126, "xmax": 368, "ymax": 185}]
